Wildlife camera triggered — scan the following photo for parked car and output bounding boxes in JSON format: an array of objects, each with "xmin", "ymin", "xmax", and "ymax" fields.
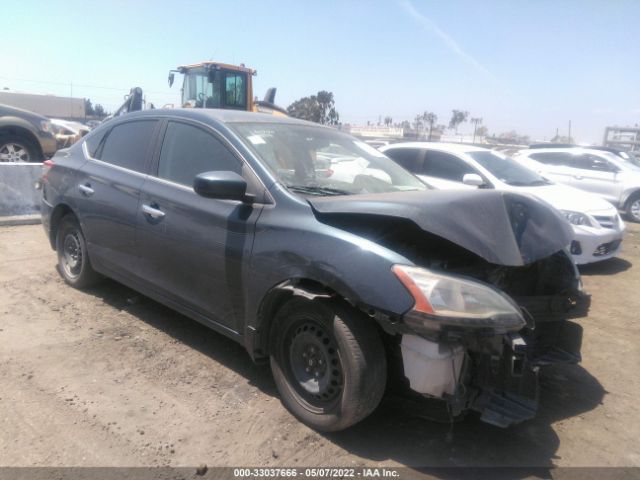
[
  {"xmin": 50, "ymin": 119, "xmax": 91, "ymax": 149},
  {"xmin": 0, "ymin": 103, "xmax": 57, "ymax": 162},
  {"xmin": 514, "ymin": 147, "xmax": 640, "ymax": 222},
  {"xmin": 381, "ymin": 143, "xmax": 625, "ymax": 264},
  {"xmin": 41, "ymin": 109, "xmax": 589, "ymax": 431}
]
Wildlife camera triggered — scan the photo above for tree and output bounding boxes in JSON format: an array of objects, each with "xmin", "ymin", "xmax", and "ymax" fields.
[
  {"xmin": 470, "ymin": 117, "xmax": 483, "ymax": 143},
  {"xmin": 399, "ymin": 120, "xmax": 411, "ymax": 130},
  {"xmin": 384, "ymin": 116, "xmax": 393, "ymax": 127},
  {"xmin": 551, "ymin": 134, "xmax": 574, "ymax": 144},
  {"xmin": 422, "ymin": 111, "xmax": 438, "ymax": 140},
  {"xmin": 413, "ymin": 114, "xmax": 423, "ymax": 135},
  {"xmin": 287, "ymin": 90, "xmax": 339, "ymax": 125},
  {"xmin": 496, "ymin": 130, "xmax": 530, "ymax": 145},
  {"xmin": 94, "ymin": 104, "xmax": 107, "ymax": 118},
  {"xmin": 449, "ymin": 109, "xmax": 469, "ymax": 133},
  {"xmin": 476, "ymin": 125, "xmax": 488, "ymax": 138},
  {"xmin": 84, "ymin": 98, "xmax": 95, "ymax": 116}
]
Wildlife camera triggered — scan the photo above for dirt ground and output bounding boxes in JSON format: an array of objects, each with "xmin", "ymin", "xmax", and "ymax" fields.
[{"xmin": 1, "ymin": 223, "xmax": 639, "ymax": 469}]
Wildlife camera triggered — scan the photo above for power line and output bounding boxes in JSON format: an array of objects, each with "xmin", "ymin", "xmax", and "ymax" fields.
[{"xmin": 0, "ymin": 76, "xmax": 173, "ymax": 95}]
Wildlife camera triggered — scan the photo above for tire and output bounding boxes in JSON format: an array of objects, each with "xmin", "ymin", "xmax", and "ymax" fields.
[
  {"xmin": 269, "ymin": 297, "xmax": 387, "ymax": 432},
  {"xmin": 56, "ymin": 214, "xmax": 101, "ymax": 288},
  {"xmin": 625, "ymin": 193, "xmax": 640, "ymax": 223},
  {"xmin": 0, "ymin": 134, "xmax": 41, "ymax": 163}
]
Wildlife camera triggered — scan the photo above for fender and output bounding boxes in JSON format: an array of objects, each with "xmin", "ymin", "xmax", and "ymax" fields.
[{"xmin": 246, "ymin": 278, "xmax": 366, "ymax": 361}]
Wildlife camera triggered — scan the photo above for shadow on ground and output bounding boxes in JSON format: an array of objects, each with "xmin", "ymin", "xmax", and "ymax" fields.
[
  {"xmin": 83, "ymin": 277, "xmax": 606, "ymax": 473},
  {"xmin": 579, "ymin": 257, "xmax": 632, "ymax": 276}
]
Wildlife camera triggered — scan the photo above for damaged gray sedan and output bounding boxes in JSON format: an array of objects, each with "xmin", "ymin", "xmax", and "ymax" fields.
[{"xmin": 41, "ymin": 110, "xmax": 589, "ymax": 431}]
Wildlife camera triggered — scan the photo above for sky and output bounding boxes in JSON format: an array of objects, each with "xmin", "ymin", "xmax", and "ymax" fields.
[{"xmin": 2, "ymin": 0, "xmax": 639, "ymax": 143}]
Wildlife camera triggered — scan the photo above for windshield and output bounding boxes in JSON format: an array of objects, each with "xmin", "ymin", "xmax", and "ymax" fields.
[
  {"xmin": 596, "ymin": 151, "xmax": 640, "ymax": 172},
  {"xmin": 468, "ymin": 150, "xmax": 549, "ymax": 187},
  {"xmin": 231, "ymin": 123, "xmax": 427, "ymax": 196},
  {"xmin": 627, "ymin": 152, "xmax": 640, "ymax": 168},
  {"xmin": 617, "ymin": 151, "xmax": 640, "ymax": 169}
]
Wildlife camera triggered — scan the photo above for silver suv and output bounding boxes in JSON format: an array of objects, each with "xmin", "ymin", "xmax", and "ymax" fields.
[{"xmin": 515, "ymin": 147, "xmax": 640, "ymax": 222}]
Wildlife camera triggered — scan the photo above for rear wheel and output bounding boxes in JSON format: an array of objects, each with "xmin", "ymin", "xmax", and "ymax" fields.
[
  {"xmin": 270, "ymin": 298, "xmax": 386, "ymax": 431},
  {"xmin": 56, "ymin": 215, "xmax": 101, "ymax": 288},
  {"xmin": 0, "ymin": 135, "xmax": 41, "ymax": 163},
  {"xmin": 626, "ymin": 193, "xmax": 640, "ymax": 223}
]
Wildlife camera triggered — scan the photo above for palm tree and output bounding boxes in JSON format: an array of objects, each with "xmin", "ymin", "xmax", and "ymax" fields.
[{"xmin": 422, "ymin": 112, "xmax": 438, "ymax": 141}]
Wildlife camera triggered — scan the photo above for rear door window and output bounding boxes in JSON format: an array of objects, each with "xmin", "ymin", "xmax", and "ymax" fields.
[
  {"xmin": 423, "ymin": 150, "xmax": 477, "ymax": 181},
  {"xmin": 572, "ymin": 154, "xmax": 619, "ymax": 172},
  {"xmin": 157, "ymin": 121, "xmax": 242, "ymax": 187},
  {"xmin": 384, "ymin": 148, "xmax": 423, "ymax": 173},
  {"xmin": 97, "ymin": 120, "xmax": 158, "ymax": 173},
  {"xmin": 84, "ymin": 126, "xmax": 109, "ymax": 157}
]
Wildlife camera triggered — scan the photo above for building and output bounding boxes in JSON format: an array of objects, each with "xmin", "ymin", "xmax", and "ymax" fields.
[
  {"xmin": 341, "ymin": 124, "xmax": 444, "ymax": 142},
  {"xmin": 603, "ymin": 126, "xmax": 640, "ymax": 152},
  {"xmin": 0, "ymin": 90, "xmax": 85, "ymax": 120}
]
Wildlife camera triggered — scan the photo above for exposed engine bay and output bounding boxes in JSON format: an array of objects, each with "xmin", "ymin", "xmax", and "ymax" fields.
[{"xmin": 317, "ymin": 212, "xmax": 590, "ymax": 427}]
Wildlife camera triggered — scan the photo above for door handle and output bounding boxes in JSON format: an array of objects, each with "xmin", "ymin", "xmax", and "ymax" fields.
[
  {"xmin": 142, "ymin": 204, "xmax": 165, "ymax": 219},
  {"xmin": 78, "ymin": 183, "xmax": 94, "ymax": 196},
  {"xmin": 573, "ymin": 175, "xmax": 583, "ymax": 180}
]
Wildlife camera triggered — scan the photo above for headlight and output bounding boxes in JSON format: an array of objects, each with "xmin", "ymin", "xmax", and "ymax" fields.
[
  {"xmin": 392, "ymin": 265, "xmax": 525, "ymax": 332},
  {"xmin": 39, "ymin": 120, "xmax": 53, "ymax": 133},
  {"xmin": 560, "ymin": 210, "xmax": 593, "ymax": 226}
]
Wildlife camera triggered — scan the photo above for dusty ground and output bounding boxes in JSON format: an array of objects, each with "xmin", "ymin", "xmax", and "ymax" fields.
[{"xmin": 0, "ymin": 223, "xmax": 639, "ymax": 469}]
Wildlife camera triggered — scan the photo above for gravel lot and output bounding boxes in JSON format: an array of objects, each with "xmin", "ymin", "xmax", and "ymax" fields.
[{"xmin": 1, "ymin": 223, "xmax": 639, "ymax": 468}]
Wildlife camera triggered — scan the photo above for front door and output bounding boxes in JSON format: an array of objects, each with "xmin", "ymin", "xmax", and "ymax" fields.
[
  {"xmin": 568, "ymin": 153, "xmax": 622, "ymax": 204},
  {"xmin": 136, "ymin": 120, "xmax": 263, "ymax": 331}
]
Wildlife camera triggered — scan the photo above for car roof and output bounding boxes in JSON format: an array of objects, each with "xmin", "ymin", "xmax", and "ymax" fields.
[
  {"xmin": 118, "ymin": 108, "xmax": 323, "ymax": 128},
  {"xmin": 522, "ymin": 146, "xmax": 618, "ymax": 157},
  {"xmin": 382, "ymin": 141, "xmax": 491, "ymax": 155}
]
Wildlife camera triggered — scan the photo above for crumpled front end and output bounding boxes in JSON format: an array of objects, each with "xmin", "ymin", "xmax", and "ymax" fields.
[
  {"xmin": 392, "ymin": 250, "xmax": 589, "ymax": 427},
  {"xmin": 311, "ymin": 189, "xmax": 590, "ymax": 427}
]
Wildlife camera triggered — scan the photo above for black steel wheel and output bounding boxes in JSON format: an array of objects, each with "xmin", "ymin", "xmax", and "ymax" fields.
[
  {"xmin": 56, "ymin": 214, "xmax": 101, "ymax": 288},
  {"xmin": 285, "ymin": 319, "xmax": 344, "ymax": 409},
  {"xmin": 270, "ymin": 297, "xmax": 386, "ymax": 432}
]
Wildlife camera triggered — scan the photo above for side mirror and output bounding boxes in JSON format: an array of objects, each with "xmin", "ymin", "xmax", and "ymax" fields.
[
  {"xmin": 462, "ymin": 173, "xmax": 485, "ymax": 187},
  {"xmin": 193, "ymin": 171, "xmax": 248, "ymax": 201},
  {"xmin": 168, "ymin": 72, "xmax": 175, "ymax": 87}
]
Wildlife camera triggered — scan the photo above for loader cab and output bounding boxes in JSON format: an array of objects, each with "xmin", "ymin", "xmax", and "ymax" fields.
[{"xmin": 170, "ymin": 62, "xmax": 255, "ymax": 111}]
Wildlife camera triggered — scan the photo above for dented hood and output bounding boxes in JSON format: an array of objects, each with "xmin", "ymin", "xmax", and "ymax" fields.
[{"xmin": 309, "ymin": 189, "xmax": 573, "ymax": 266}]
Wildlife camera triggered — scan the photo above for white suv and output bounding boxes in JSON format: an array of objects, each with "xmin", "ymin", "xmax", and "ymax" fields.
[
  {"xmin": 514, "ymin": 147, "xmax": 640, "ymax": 222},
  {"xmin": 381, "ymin": 142, "xmax": 625, "ymax": 265}
]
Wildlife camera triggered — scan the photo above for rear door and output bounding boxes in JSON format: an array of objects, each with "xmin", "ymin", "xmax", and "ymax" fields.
[
  {"xmin": 77, "ymin": 119, "xmax": 159, "ymax": 277},
  {"xmin": 135, "ymin": 119, "xmax": 265, "ymax": 332}
]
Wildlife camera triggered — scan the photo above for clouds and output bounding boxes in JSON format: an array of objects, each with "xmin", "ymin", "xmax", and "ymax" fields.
[{"xmin": 398, "ymin": 0, "xmax": 495, "ymax": 80}]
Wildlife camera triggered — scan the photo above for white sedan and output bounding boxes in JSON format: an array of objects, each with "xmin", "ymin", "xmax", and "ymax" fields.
[{"xmin": 381, "ymin": 142, "xmax": 625, "ymax": 264}]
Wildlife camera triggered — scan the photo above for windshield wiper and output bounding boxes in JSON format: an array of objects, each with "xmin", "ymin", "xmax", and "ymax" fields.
[{"xmin": 287, "ymin": 185, "xmax": 350, "ymax": 196}]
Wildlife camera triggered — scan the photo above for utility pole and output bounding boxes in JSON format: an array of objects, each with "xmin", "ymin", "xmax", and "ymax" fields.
[{"xmin": 568, "ymin": 120, "xmax": 572, "ymax": 143}]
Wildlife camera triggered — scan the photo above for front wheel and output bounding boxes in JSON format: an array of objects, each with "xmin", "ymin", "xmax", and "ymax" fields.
[
  {"xmin": 270, "ymin": 298, "xmax": 387, "ymax": 432},
  {"xmin": 56, "ymin": 214, "xmax": 101, "ymax": 288},
  {"xmin": 626, "ymin": 194, "xmax": 640, "ymax": 223},
  {"xmin": 0, "ymin": 135, "xmax": 41, "ymax": 163}
]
